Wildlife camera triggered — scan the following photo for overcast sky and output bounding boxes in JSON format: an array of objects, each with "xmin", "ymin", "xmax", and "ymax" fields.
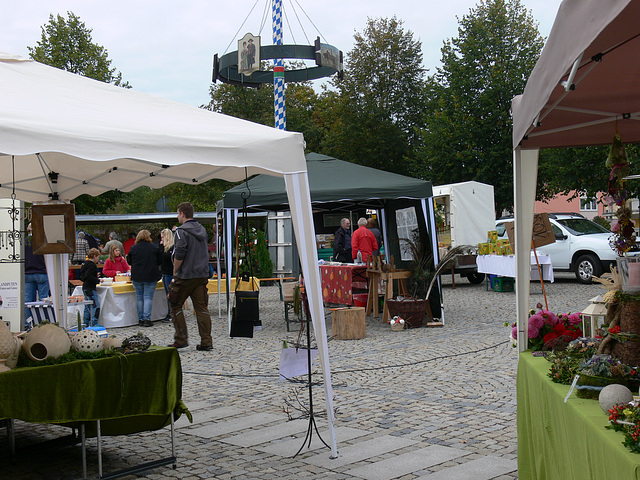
[{"xmin": 2, "ymin": 0, "xmax": 563, "ymax": 108}]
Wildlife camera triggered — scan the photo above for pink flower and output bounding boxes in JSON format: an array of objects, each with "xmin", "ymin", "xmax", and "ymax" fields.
[
  {"xmin": 540, "ymin": 309, "xmax": 559, "ymax": 326},
  {"xmin": 529, "ymin": 314, "xmax": 545, "ymax": 329},
  {"xmin": 528, "ymin": 325, "xmax": 539, "ymax": 339},
  {"xmin": 567, "ymin": 313, "xmax": 582, "ymax": 326},
  {"xmin": 511, "ymin": 326, "xmax": 518, "ymax": 340}
]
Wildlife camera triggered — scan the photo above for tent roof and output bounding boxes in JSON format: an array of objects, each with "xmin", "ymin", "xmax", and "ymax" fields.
[
  {"xmin": 222, "ymin": 152, "xmax": 433, "ymax": 211},
  {"xmin": 512, "ymin": 0, "xmax": 640, "ymax": 150},
  {"xmin": 0, "ymin": 52, "xmax": 306, "ymax": 202}
]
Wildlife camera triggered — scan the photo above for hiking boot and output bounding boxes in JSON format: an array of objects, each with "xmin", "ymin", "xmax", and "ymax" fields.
[
  {"xmin": 196, "ymin": 344, "xmax": 213, "ymax": 351},
  {"xmin": 168, "ymin": 342, "xmax": 188, "ymax": 349}
]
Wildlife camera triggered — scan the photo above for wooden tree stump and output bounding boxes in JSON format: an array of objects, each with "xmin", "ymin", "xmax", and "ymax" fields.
[{"xmin": 332, "ymin": 307, "xmax": 366, "ymax": 340}]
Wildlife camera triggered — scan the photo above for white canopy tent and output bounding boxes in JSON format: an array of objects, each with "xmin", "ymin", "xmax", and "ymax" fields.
[
  {"xmin": 511, "ymin": 0, "xmax": 640, "ymax": 350},
  {"xmin": 0, "ymin": 52, "xmax": 337, "ymax": 456}
]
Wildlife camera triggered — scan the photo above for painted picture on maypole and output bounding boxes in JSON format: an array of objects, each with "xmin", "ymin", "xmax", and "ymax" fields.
[{"xmin": 238, "ymin": 33, "xmax": 261, "ymax": 76}]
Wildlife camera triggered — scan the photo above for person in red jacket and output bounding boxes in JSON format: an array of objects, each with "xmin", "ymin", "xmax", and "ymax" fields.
[
  {"xmin": 102, "ymin": 245, "xmax": 130, "ymax": 278},
  {"xmin": 351, "ymin": 217, "xmax": 378, "ymax": 263}
]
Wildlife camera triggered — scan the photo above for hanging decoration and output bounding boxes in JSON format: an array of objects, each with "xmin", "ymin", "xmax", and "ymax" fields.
[{"xmin": 607, "ymin": 133, "xmax": 636, "ymax": 255}]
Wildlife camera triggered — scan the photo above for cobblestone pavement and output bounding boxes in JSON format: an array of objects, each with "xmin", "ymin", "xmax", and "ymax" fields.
[{"xmin": 0, "ymin": 272, "xmax": 601, "ymax": 479}]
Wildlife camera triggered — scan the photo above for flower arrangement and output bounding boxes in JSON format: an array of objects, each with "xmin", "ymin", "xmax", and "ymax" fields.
[
  {"xmin": 606, "ymin": 133, "xmax": 636, "ymax": 255},
  {"xmin": 607, "ymin": 403, "xmax": 640, "ymax": 453},
  {"xmin": 574, "ymin": 354, "xmax": 640, "ymax": 399},
  {"xmin": 506, "ymin": 303, "xmax": 583, "ymax": 351},
  {"xmin": 546, "ymin": 338, "xmax": 600, "ymax": 384},
  {"xmin": 390, "ymin": 316, "xmax": 405, "ymax": 331}
]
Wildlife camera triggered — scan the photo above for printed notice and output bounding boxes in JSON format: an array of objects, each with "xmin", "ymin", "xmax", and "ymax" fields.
[{"xmin": 0, "ymin": 281, "xmax": 19, "ymax": 309}]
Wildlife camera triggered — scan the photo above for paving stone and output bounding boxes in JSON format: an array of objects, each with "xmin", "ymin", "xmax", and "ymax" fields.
[
  {"xmin": 420, "ymin": 455, "xmax": 517, "ymax": 479},
  {"xmin": 345, "ymin": 445, "xmax": 468, "ymax": 480}
]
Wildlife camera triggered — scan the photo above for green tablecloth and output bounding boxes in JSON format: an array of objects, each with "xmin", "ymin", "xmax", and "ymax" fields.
[
  {"xmin": 0, "ymin": 346, "xmax": 188, "ymax": 436},
  {"xmin": 517, "ymin": 351, "xmax": 640, "ymax": 479}
]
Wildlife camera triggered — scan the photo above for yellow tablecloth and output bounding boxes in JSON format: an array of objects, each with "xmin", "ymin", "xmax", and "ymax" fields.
[
  {"xmin": 207, "ymin": 277, "xmax": 259, "ymax": 294},
  {"xmin": 111, "ymin": 280, "xmax": 164, "ymax": 294}
]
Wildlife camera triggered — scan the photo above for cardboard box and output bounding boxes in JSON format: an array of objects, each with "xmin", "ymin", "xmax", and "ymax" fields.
[
  {"xmin": 504, "ymin": 213, "xmax": 556, "ymax": 249},
  {"xmin": 488, "ymin": 230, "xmax": 498, "ymax": 243}
]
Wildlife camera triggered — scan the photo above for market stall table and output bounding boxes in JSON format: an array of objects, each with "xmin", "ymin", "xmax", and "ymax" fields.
[
  {"xmin": 476, "ymin": 252, "xmax": 553, "ymax": 282},
  {"xmin": 72, "ymin": 281, "xmax": 168, "ymax": 328},
  {"xmin": 517, "ymin": 352, "xmax": 640, "ymax": 479},
  {"xmin": 320, "ymin": 264, "xmax": 368, "ymax": 305},
  {"xmin": 0, "ymin": 346, "xmax": 189, "ymax": 479}
]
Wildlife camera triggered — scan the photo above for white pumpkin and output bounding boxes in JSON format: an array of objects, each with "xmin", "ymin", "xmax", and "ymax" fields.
[{"xmin": 72, "ymin": 329, "xmax": 103, "ymax": 353}]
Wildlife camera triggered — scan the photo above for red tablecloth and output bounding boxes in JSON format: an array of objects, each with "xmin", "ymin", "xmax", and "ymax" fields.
[{"xmin": 320, "ymin": 264, "xmax": 368, "ymax": 305}]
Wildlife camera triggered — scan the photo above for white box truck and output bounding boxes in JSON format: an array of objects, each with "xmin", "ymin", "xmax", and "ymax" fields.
[{"xmin": 432, "ymin": 181, "xmax": 496, "ymax": 284}]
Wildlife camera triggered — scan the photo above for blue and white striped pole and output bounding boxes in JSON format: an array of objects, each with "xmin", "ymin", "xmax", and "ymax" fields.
[{"xmin": 272, "ymin": 0, "xmax": 286, "ymax": 130}]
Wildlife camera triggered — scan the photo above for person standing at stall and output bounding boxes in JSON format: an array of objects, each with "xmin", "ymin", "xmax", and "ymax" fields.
[
  {"xmin": 167, "ymin": 202, "xmax": 212, "ymax": 351},
  {"xmin": 367, "ymin": 218, "xmax": 383, "ymax": 256},
  {"xmin": 126, "ymin": 230, "xmax": 161, "ymax": 327},
  {"xmin": 351, "ymin": 217, "xmax": 378, "ymax": 263},
  {"xmin": 102, "ymin": 245, "xmax": 130, "ymax": 278},
  {"xmin": 333, "ymin": 218, "xmax": 352, "ymax": 263},
  {"xmin": 24, "ymin": 223, "xmax": 50, "ymax": 327},
  {"xmin": 160, "ymin": 228, "xmax": 174, "ymax": 323},
  {"xmin": 79, "ymin": 248, "xmax": 101, "ymax": 327}
]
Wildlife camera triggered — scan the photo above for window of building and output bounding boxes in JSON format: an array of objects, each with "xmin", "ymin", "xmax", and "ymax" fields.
[{"xmin": 580, "ymin": 195, "xmax": 597, "ymax": 211}]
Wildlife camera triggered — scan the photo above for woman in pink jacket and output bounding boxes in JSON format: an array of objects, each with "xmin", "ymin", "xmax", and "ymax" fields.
[{"xmin": 102, "ymin": 244, "xmax": 131, "ymax": 278}]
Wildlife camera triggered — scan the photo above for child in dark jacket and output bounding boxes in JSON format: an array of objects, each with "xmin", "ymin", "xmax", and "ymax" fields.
[{"xmin": 79, "ymin": 248, "xmax": 102, "ymax": 327}]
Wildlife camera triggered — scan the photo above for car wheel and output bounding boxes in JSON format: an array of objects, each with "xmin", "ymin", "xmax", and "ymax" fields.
[
  {"xmin": 575, "ymin": 254, "xmax": 602, "ymax": 284},
  {"xmin": 466, "ymin": 272, "xmax": 485, "ymax": 284}
]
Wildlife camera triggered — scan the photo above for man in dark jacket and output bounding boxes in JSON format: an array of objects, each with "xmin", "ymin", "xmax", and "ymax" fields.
[
  {"xmin": 167, "ymin": 202, "xmax": 212, "ymax": 351},
  {"xmin": 332, "ymin": 218, "xmax": 352, "ymax": 263},
  {"xmin": 79, "ymin": 248, "xmax": 101, "ymax": 327}
]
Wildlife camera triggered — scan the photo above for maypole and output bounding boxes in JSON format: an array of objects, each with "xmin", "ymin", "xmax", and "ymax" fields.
[{"xmin": 272, "ymin": 0, "xmax": 286, "ymax": 130}]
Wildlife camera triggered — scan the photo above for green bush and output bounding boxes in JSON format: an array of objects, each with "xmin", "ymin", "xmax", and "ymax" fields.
[{"xmin": 592, "ymin": 215, "xmax": 611, "ymax": 230}]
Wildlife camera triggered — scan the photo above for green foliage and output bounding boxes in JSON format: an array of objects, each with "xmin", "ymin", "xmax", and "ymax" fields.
[
  {"xmin": 28, "ymin": 11, "xmax": 130, "ymax": 87},
  {"xmin": 237, "ymin": 226, "xmax": 273, "ymax": 278},
  {"xmin": 592, "ymin": 215, "xmax": 611, "ymax": 230},
  {"xmin": 417, "ymin": 0, "xmax": 544, "ymax": 214},
  {"xmin": 537, "ymin": 143, "xmax": 640, "ymax": 203},
  {"xmin": 322, "ymin": 17, "xmax": 426, "ymax": 173}
]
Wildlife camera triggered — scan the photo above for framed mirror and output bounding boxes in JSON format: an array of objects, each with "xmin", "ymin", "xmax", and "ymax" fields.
[{"xmin": 31, "ymin": 204, "xmax": 76, "ymax": 254}]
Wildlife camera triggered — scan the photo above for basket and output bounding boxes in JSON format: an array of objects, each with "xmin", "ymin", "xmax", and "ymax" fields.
[
  {"xmin": 390, "ymin": 322, "xmax": 405, "ymax": 332},
  {"xmin": 386, "ymin": 298, "xmax": 431, "ymax": 328}
]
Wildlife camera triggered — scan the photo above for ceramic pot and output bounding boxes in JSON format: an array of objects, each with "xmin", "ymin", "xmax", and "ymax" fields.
[
  {"xmin": 5, "ymin": 337, "xmax": 22, "ymax": 369},
  {"xmin": 0, "ymin": 320, "xmax": 14, "ymax": 372},
  {"xmin": 102, "ymin": 336, "xmax": 122, "ymax": 350},
  {"xmin": 23, "ymin": 323, "xmax": 71, "ymax": 361},
  {"xmin": 72, "ymin": 329, "xmax": 103, "ymax": 353}
]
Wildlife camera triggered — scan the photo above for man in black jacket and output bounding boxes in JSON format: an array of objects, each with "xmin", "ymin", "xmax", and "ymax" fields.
[
  {"xmin": 167, "ymin": 202, "xmax": 212, "ymax": 351},
  {"xmin": 79, "ymin": 248, "xmax": 101, "ymax": 327},
  {"xmin": 332, "ymin": 218, "xmax": 352, "ymax": 263}
]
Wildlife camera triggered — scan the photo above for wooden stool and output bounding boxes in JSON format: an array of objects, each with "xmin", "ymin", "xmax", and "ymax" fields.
[{"xmin": 332, "ymin": 307, "xmax": 366, "ymax": 340}]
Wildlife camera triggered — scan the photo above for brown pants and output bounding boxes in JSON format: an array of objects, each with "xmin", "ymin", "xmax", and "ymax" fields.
[{"xmin": 168, "ymin": 277, "xmax": 211, "ymax": 346}]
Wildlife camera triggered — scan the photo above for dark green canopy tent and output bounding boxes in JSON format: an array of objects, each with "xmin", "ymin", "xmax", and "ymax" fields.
[
  {"xmin": 222, "ymin": 152, "xmax": 433, "ymax": 211},
  {"xmin": 221, "ymin": 153, "xmax": 444, "ymax": 320}
]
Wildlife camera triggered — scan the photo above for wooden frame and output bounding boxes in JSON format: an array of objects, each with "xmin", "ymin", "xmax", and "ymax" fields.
[{"xmin": 31, "ymin": 204, "xmax": 76, "ymax": 255}]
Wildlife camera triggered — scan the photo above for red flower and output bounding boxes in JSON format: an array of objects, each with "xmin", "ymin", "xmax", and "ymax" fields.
[
  {"xmin": 609, "ymin": 325, "xmax": 621, "ymax": 334},
  {"xmin": 543, "ymin": 332, "xmax": 558, "ymax": 344}
]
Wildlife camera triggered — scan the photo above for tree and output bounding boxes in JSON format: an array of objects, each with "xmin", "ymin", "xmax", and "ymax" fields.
[
  {"xmin": 204, "ymin": 62, "xmax": 323, "ymax": 151},
  {"xmin": 322, "ymin": 17, "xmax": 427, "ymax": 173},
  {"xmin": 537, "ymin": 143, "xmax": 640, "ymax": 206},
  {"xmin": 28, "ymin": 12, "xmax": 130, "ymax": 87},
  {"xmin": 417, "ymin": 0, "xmax": 544, "ymax": 214}
]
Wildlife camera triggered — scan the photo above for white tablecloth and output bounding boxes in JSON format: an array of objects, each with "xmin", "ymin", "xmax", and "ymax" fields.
[
  {"xmin": 476, "ymin": 253, "xmax": 554, "ymax": 282},
  {"xmin": 72, "ymin": 283, "xmax": 168, "ymax": 328}
]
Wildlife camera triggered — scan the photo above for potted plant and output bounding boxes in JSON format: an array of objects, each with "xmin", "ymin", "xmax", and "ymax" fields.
[{"xmin": 386, "ymin": 233, "xmax": 465, "ymax": 328}]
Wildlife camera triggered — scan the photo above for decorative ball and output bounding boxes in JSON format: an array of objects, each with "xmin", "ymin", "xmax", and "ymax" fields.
[
  {"xmin": 72, "ymin": 329, "xmax": 103, "ymax": 353},
  {"xmin": 599, "ymin": 384, "xmax": 634, "ymax": 413}
]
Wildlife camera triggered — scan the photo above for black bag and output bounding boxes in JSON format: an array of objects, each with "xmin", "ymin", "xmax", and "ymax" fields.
[{"xmin": 230, "ymin": 289, "xmax": 258, "ymax": 338}]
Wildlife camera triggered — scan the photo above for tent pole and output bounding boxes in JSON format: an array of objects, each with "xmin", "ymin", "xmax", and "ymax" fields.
[{"xmin": 513, "ymin": 147, "xmax": 539, "ymax": 352}]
